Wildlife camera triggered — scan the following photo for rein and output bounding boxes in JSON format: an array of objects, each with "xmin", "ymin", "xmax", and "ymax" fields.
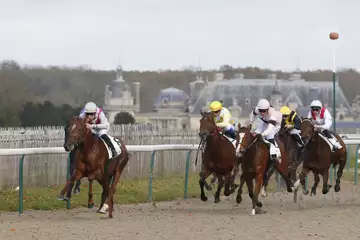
[{"xmin": 239, "ymin": 133, "xmax": 261, "ymax": 155}]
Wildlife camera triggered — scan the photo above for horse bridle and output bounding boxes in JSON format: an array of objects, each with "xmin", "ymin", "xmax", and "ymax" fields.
[{"xmin": 301, "ymin": 118, "xmax": 316, "ymax": 147}]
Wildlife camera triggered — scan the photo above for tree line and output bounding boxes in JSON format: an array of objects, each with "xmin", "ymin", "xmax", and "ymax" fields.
[{"xmin": 1, "ymin": 59, "xmax": 360, "ymax": 125}]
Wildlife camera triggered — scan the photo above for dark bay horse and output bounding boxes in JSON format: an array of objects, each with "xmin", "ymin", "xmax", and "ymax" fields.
[
  {"xmin": 293, "ymin": 118, "xmax": 347, "ymax": 196},
  {"xmin": 235, "ymin": 123, "xmax": 294, "ymax": 215},
  {"xmin": 197, "ymin": 111, "xmax": 239, "ymax": 203},
  {"xmin": 57, "ymin": 116, "xmax": 129, "ymax": 218},
  {"xmin": 260, "ymin": 129, "xmax": 304, "ymax": 199}
]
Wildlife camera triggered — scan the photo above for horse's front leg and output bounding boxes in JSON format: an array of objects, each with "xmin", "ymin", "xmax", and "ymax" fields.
[
  {"xmin": 261, "ymin": 163, "xmax": 275, "ymax": 198},
  {"xmin": 321, "ymin": 167, "xmax": 332, "ymax": 194},
  {"xmin": 224, "ymin": 172, "xmax": 237, "ymax": 196},
  {"xmin": 87, "ymin": 179, "xmax": 94, "ymax": 208},
  {"xmin": 214, "ymin": 174, "xmax": 224, "ymax": 203},
  {"xmin": 199, "ymin": 166, "xmax": 212, "ymax": 202},
  {"xmin": 310, "ymin": 173, "xmax": 320, "ymax": 196},
  {"xmin": 293, "ymin": 166, "xmax": 310, "ymax": 195},
  {"xmin": 236, "ymin": 173, "xmax": 246, "ymax": 204},
  {"xmin": 57, "ymin": 170, "xmax": 83, "ymax": 201}
]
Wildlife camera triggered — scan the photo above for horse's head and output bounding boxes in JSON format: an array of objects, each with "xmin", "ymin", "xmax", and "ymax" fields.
[
  {"xmin": 63, "ymin": 116, "xmax": 87, "ymax": 152},
  {"xmin": 235, "ymin": 122, "xmax": 253, "ymax": 157},
  {"xmin": 300, "ymin": 117, "xmax": 315, "ymax": 144},
  {"xmin": 199, "ymin": 110, "xmax": 218, "ymax": 141}
]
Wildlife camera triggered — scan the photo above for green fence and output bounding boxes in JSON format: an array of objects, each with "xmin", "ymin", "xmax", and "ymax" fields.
[{"xmin": 14, "ymin": 144, "xmax": 360, "ymax": 215}]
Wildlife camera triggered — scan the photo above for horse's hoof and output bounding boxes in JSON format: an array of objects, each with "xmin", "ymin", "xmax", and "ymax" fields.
[
  {"xmin": 256, "ymin": 201, "xmax": 263, "ymax": 208},
  {"xmin": 57, "ymin": 195, "xmax": 65, "ymax": 201},
  {"xmin": 334, "ymin": 184, "xmax": 340, "ymax": 192},
  {"xmin": 200, "ymin": 196, "xmax": 208, "ymax": 202},
  {"xmin": 109, "ymin": 214, "xmax": 113, "ymax": 219},
  {"xmin": 251, "ymin": 209, "xmax": 256, "ymax": 216},
  {"xmin": 99, "ymin": 203, "xmax": 109, "ymax": 214},
  {"xmin": 303, "ymin": 189, "xmax": 309, "ymax": 195},
  {"xmin": 260, "ymin": 187, "xmax": 267, "ymax": 197},
  {"xmin": 322, "ymin": 188, "xmax": 330, "ymax": 195},
  {"xmin": 214, "ymin": 198, "xmax": 220, "ymax": 203},
  {"xmin": 205, "ymin": 185, "xmax": 213, "ymax": 191},
  {"xmin": 310, "ymin": 189, "xmax": 316, "ymax": 196},
  {"xmin": 88, "ymin": 203, "xmax": 94, "ymax": 209},
  {"xmin": 236, "ymin": 195, "xmax": 242, "ymax": 204}
]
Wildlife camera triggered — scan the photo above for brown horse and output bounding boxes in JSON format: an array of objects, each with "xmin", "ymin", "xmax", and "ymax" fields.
[
  {"xmin": 57, "ymin": 116, "xmax": 129, "ymax": 218},
  {"xmin": 197, "ymin": 111, "xmax": 239, "ymax": 203},
  {"xmin": 292, "ymin": 118, "xmax": 347, "ymax": 196},
  {"xmin": 260, "ymin": 129, "xmax": 304, "ymax": 199},
  {"xmin": 235, "ymin": 123, "xmax": 294, "ymax": 215}
]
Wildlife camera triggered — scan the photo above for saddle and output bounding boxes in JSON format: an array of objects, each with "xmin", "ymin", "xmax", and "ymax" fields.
[
  {"xmin": 219, "ymin": 132, "xmax": 237, "ymax": 148},
  {"xmin": 99, "ymin": 134, "xmax": 123, "ymax": 159},
  {"xmin": 317, "ymin": 131, "xmax": 342, "ymax": 152}
]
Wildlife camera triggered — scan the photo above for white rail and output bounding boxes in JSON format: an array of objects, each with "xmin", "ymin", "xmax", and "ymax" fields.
[
  {"xmin": 0, "ymin": 144, "xmax": 199, "ymax": 156},
  {"xmin": 0, "ymin": 139, "xmax": 360, "ymax": 156}
]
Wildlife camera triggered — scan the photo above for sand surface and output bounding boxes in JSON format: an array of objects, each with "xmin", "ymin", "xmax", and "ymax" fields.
[{"xmin": 1, "ymin": 180, "xmax": 360, "ymax": 240}]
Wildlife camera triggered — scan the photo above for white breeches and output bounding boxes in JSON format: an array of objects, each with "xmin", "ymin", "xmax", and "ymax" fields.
[
  {"xmin": 289, "ymin": 128, "xmax": 301, "ymax": 135},
  {"xmin": 254, "ymin": 121, "xmax": 280, "ymax": 139},
  {"xmin": 222, "ymin": 123, "xmax": 234, "ymax": 131}
]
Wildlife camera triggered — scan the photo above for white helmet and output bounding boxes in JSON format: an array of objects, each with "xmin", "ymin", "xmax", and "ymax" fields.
[
  {"xmin": 257, "ymin": 99, "xmax": 270, "ymax": 110},
  {"xmin": 84, "ymin": 102, "xmax": 97, "ymax": 113},
  {"xmin": 310, "ymin": 100, "xmax": 322, "ymax": 108}
]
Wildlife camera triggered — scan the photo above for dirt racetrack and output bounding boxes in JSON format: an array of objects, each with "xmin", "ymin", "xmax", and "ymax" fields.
[{"xmin": 1, "ymin": 180, "xmax": 360, "ymax": 240}]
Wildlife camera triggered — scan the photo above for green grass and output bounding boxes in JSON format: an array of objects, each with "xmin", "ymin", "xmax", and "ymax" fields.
[
  {"xmin": 0, "ymin": 174, "xmax": 199, "ymax": 212},
  {"xmin": 0, "ymin": 174, "xmax": 280, "ymax": 212}
]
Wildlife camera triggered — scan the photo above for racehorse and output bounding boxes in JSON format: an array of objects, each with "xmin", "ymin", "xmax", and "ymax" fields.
[
  {"xmin": 260, "ymin": 129, "xmax": 304, "ymax": 200},
  {"xmin": 64, "ymin": 124, "xmax": 89, "ymax": 204},
  {"xmin": 235, "ymin": 123, "xmax": 294, "ymax": 215},
  {"xmin": 57, "ymin": 116, "xmax": 129, "ymax": 218},
  {"xmin": 292, "ymin": 118, "xmax": 347, "ymax": 196},
  {"xmin": 197, "ymin": 111, "xmax": 239, "ymax": 203}
]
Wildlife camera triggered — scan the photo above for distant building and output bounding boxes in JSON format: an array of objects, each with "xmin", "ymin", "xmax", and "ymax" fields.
[{"xmin": 103, "ymin": 64, "xmax": 358, "ymax": 132}]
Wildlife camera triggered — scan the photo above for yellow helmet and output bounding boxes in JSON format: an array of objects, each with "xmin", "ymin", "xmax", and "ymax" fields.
[
  {"xmin": 280, "ymin": 106, "xmax": 291, "ymax": 115},
  {"xmin": 209, "ymin": 101, "xmax": 222, "ymax": 112}
]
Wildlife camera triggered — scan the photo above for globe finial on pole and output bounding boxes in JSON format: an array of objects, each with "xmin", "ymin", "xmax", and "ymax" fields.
[{"xmin": 329, "ymin": 32, "xmax": 339, "ymax": 131}]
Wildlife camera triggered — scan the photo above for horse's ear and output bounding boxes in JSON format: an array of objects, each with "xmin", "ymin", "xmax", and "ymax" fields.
[
  {"xmin": 247, "ymin": 123, "xmax": 252, "ymax": 130},
  {"xmin": 301, "ymin": 116, "xmax": 304, "ymax": 121},
  {"xmin": 200, "ymin": 110, "xmax": 204, "ymax": 116},
  {"xmin": 237, "ymin": 122, "xmax": 241, "ymax": 130}
]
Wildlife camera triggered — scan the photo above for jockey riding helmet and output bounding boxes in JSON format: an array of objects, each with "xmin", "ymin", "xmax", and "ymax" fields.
[
  {"xmin": 280, "ymin": 106, "xmax": 291, "ymax": 116},
  {"xmin": 310, "ymin": 100, "xmax": 322, "ymax": 110},
  {"xmin": 257, "ymin": 99, "xmax": 270, "ymax": 111},
  {"xmin": 209, "ymin": 101, "xmax": 222, "ymax": 112},
  {"xmin": 84, "ymin": 102, "xmax": 97, "ymax": 113}
]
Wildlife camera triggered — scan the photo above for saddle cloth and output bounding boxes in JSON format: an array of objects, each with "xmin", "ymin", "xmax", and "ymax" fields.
[
  {"xmin": 99, "ymin": 135, "xmax": 122, "ymax": 159},
  {"xmin": 263, "ymin": 139, "xmax": 282, "ymax": 159},
  {"xmin": 318, "ymin": 132, "xmax": 342, "ymax": 152}
]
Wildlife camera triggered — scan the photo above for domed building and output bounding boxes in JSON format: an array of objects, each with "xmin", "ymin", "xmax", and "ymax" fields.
[{"xmin": 103, "ymin": 64, "xmax": 140, "ymax": 123}]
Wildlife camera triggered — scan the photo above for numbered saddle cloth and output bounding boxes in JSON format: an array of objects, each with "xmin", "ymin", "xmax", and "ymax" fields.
[{"xmin": 100, "ymin": 135, "xmax": 122, "ymax": 159}]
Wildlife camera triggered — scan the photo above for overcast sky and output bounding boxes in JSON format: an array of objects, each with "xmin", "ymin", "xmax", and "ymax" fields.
[{"xmin": 0, "ymin": 0, "xmax": 358, "ymax": 71}]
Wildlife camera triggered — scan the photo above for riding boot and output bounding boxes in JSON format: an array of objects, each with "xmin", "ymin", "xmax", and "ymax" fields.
[
  {"xmin": 291, "ymin": 134, "xmax": 304, "ymax": 148},
  {"xmin": 322, "ymin": 130, "xmax": 339, "ymax": 151},
  {"xmin": 267, "ymin": 139, "xmax": 278, "ymax": 162},
  {"xmin": 101, "ymin": 134, "xmax": 117, "ymax": 159}
]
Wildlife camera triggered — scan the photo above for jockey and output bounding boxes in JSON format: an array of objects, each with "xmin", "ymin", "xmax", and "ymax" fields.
[
  {"xmin": 279, "ymin": 106, "xmax": 304, "ymax": 148},
  {"xmin": 209, "ymin": 100, "xmax": 236, "ymax": 139},
  {"xmin": 79, "ymin": 101, "xmax": 117, "ymax": 158},
  {"xmin": 248, "ymin": 99, "xmax": 283, "ymax": 161},
  {"xmin": 307, "ymin": 100, "xmax": 342, "ymax": 151}
]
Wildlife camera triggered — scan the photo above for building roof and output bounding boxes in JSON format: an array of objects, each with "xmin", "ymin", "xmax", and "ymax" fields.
[
  {"xmin": 154, "ymin": 87, "xmax": 190, "ymax": 110},
  {"xmin": 188, "ymin": 77, "xmax": 350, "ymax": 117}
]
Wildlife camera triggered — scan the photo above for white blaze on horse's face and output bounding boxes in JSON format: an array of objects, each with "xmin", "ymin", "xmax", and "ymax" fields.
[
  {"xmin": 236, "ymin": 132, "xmax": 245, "ymax": 155},
  {"xmin": 71, "ymin": 124, "xmax": 76, "ymax": 131}
]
